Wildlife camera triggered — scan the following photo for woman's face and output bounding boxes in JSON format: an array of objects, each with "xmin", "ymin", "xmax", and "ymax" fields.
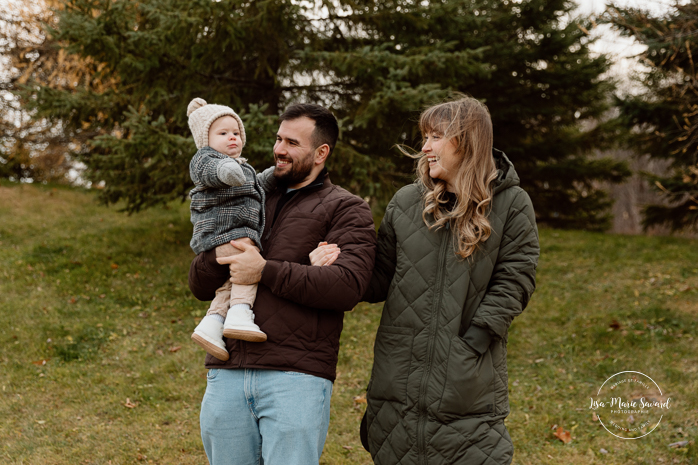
[{"xmin": 422, "ymin": 132, "xmax": 461, "ymax": 192}]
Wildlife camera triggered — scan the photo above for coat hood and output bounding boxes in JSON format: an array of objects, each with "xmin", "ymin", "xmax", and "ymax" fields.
[{"xmin": 493, "ymin": 148, "xmax": 520, "ymax": 195}]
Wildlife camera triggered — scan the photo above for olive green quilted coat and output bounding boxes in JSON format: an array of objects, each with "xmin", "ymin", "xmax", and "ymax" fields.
[{"xmin": 364, "ymin": 150, "xmax": 539, "ymax": 465}]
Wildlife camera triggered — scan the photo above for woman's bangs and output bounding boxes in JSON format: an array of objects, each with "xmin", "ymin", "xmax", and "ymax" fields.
[{"xmin": 420, "ymin": 105, "xmax": 453, "ymax": 137}]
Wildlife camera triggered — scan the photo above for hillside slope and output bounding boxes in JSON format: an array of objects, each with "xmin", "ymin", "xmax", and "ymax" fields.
[{"xmin": 1, "ymin": 183, "xmax": 696, "ymax": 464}]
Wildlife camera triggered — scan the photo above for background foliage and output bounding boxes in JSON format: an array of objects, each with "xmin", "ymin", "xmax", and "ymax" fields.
[
  {"xmin": 606, "ymin": 1, "xmax": 698, "ymax": 231},
  {"xmin": 0, "ymin": 0, "xmax": 107, "ymax": 184},
  {"xmin": 9, "ymin": 0, "xmax": 630, "ymax": 228}
]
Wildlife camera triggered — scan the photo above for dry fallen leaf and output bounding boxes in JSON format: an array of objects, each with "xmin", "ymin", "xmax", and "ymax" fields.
[
  {"xmin": 609, "ymin": 320, "xmax": 622, "ymax": 330},
  {"xmin": 111, "ymin": 263, "xmax": 119, "ymax": 269},
  {"xmin": 169, "ymin": 346, "xmax": 181, "ymax": 353},
  {"xmin": 592, "ymin": 412, "xmax": 598, "ymax": 421},
  {"xmin": 342, "ymin": 445, "xmax": 353, "ymax": 450},
  {"xmin": 352, "ymin": 395, "xmax": 367, "ymax": 410},
  {"xmin": 553, "ymin": 426, "xmax": 572, "ymax": 444},
  {"xmin": 31, "ymin": 359, "xmax": 49, "ymax": 366},
  {"xmin": 124, "ymin": 398, "xmax": 137, "ymax": 408}
]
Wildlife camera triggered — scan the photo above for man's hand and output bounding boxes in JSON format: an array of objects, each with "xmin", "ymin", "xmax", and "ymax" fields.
[{"xmin": 216, "ymin": 240, "xmax": 266, "ymax": 285}]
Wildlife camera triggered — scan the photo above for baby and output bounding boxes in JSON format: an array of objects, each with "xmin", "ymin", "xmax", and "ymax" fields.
[{"xmin": 187, "ymin": 98, "xmax": 274, "ymax": 361}]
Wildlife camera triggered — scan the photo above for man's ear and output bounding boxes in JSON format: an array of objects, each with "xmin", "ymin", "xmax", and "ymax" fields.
[{"xmin": 314, "ymin": 144, "xmax": 330, "ymax": 165}]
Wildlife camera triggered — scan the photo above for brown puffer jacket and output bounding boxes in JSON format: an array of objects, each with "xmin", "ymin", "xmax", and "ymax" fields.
[{"xmin": 188, "ymin": 170, "xmax": 377, "ymax": 382}]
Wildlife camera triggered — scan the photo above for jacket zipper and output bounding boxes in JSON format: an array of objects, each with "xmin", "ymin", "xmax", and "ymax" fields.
[
  {"xmin": 239, "ymin": 341, "xmax": 246, "ymax": 368},
  {"xmin": 240, "ymin": 191, "xmax": 288, "ymax": 369},
  {"xmin": 240, "ymin": 177, "xmax": 324, "ymax": 369},
  {"xmin": 248, "ymin": 191, "xmax": 302, "ymax": 363},
  {"xmin": 262, "ymin": 191, "xmax": 303, "ymax": 256},
  {"xmin": 241, "ymin": 191, "xmax": 286, "ymax": 369},
  {"xmin": 262, "ymin": 193, "xmax": 282, "ymax": 242},
  {"xmin": 417, "ymin": 223, "xmax": 450, "ymax": 465}
]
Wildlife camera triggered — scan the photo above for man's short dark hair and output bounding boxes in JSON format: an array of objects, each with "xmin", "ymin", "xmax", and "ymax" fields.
[{"xmin": 279, "ymin": 104, "xmax": 339, "ymax": 156}]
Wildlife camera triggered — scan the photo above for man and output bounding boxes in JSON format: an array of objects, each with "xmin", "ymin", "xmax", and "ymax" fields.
[{"xmin": 188, "ymin": 103, "xmax": 377, "ymax": 465}]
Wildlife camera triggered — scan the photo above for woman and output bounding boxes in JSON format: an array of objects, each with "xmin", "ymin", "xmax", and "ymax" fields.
[{"xmin": 363, "ymin": 96, "xmax": 539, "ymax": 464}]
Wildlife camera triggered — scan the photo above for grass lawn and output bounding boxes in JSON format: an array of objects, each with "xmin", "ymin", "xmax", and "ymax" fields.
[{"xmin": 1, "ymin": 182, "xmax": 696, "ymax": 464}]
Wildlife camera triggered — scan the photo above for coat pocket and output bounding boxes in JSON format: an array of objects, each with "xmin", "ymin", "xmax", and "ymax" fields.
[
  {"xmin": 437, "ymin": 336, "xmax": 495, "ymax": 419},
  {"xmin": 368, "ymin": 325, "xmax": 413, "ymax": 403}
]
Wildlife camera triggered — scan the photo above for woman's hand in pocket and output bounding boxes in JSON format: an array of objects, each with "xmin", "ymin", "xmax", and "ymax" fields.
[{"xmin": 309, "ymin": 241, "xmax": 341, "ymax": 266}]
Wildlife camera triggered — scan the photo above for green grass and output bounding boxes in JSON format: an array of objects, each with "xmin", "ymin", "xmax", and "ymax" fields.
[{"xmin": 1, "ymin": 182, "xmax": 696, "ymax": 464}]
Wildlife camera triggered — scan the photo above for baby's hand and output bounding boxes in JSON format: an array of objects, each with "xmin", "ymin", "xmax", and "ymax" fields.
[
  {"xmin": 309, "ymin": 241, "xmax": 340, "ymax": 266},
  {"xmin": 218, "ymin": 159, "xmax": 246, "ymax": 186}
]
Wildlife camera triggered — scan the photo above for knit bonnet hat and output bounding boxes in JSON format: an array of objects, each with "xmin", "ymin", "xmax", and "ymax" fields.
[{"xmin": 187, "ymin": 98, "xmax": 246, "ymax": 149}]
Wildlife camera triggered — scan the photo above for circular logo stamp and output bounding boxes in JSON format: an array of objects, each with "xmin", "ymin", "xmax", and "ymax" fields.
[{"xmin": 589, "ymin": 371, "xmax": 671, "ymax": 439}]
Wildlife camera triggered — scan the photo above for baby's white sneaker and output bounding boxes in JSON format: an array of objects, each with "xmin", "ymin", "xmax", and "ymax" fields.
[
  {"xmin": 223, "ymin": 304, "xmax": 267, "ymax": 342},
  {"xmin": 191, "ymin": 315, "xmax": 229, "ymax": 361}
]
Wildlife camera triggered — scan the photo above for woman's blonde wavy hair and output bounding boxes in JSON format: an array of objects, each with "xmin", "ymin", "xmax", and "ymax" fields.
[{"xmin": 413, "ymin": 96, "xmax": 498, "ymax": 259}]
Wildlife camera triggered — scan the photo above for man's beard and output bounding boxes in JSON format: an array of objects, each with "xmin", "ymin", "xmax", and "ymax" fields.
[{"xmin": 273, "ymin": 150, "xmax": 315, "ymax": 185}]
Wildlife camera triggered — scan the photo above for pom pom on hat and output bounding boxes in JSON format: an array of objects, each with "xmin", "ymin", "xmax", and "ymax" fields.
[{"xmin": 187, "ymin": 98, "xmax": 246, "ymax": 150}]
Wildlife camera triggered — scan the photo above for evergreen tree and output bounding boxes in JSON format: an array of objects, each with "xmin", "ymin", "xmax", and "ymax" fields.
[
  {"xmin": 606, "ymin": 2, "xmax": 698, "ymax": 231},
  {"xmin": 306, "ymin": 0, "xmax": 629, "ymax": 228},
  {"xmin": 22, "ymin": 0, "xmax": 627, "ymax": 228}
]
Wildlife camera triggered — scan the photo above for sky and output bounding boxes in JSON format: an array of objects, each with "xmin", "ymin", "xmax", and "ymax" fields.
[
  {"xmin": 574, "ymin": 0, "xmax": 680, "ymax": 89},
  {"xmin": 576, "ymin": 0, "xmax": 674, "ymax": 15}
]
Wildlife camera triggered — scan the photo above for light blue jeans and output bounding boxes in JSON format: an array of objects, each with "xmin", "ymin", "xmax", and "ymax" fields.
[{"xmin": 200, "ymin": 368, "xmax": 333, "ymax": 465}]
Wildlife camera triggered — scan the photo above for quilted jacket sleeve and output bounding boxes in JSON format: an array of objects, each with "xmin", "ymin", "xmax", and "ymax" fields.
[
  {"xmin": 256, "ymin": 165, "xmax": 277, "ymax": 193},
  {"xmin": 190, "ymin": 149, "xmax": 245, "ymax": 188},
  {"xmin": 467, "ymin": 189, "xmax": 539, "ymax": 343},
  {"xmin": 188, "ymin": 249, "xmax": 229, "ymax": 301},
  {"xmin": 260, "ymin": 194, "xmax": 377, "ymax": 312},
  {"xmin": 363, "ymin": 200, "xmax": 397, "ymax": 303}
]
